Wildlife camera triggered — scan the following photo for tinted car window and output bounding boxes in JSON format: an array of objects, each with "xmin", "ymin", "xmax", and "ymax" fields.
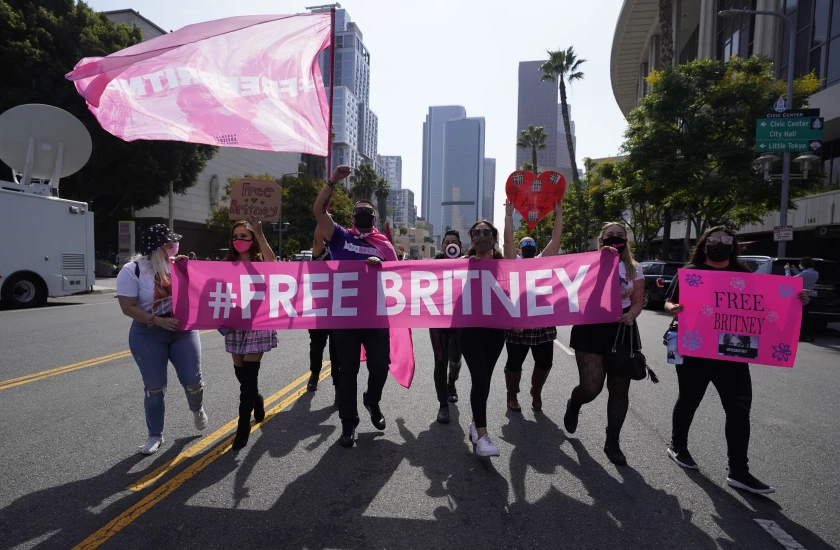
[
  {"xmin": 663, "ymin": 265, "xmax": 679, "ymax": 277},
  {"xmin": 814, "ymin": 261, "xmax": 840, "ymax": 280},
  {"xmin": 770, "ymin": 261, "xmax": 788, "ymax": 276},
  {"xmin": 643, "ymin": 263, "xmax": 663, "ymax": 275},
  {"xmin": 742, "ymin": 260, "xmax": 760, "ymax": 273}
]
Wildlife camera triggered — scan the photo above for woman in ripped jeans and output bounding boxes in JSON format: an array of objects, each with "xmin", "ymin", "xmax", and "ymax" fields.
[{"xmin": 116, "ymin": 224, "xmax": 207, "ymax": 455}]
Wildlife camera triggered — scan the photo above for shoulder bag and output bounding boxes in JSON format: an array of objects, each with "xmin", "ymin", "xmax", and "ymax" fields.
[{"xmin": 605, "ymin": 324, "xmax": 659, "ymax": 383}]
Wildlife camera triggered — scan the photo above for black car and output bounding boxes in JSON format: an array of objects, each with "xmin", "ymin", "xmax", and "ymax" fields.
[{"xmin": 640, "ymin": 261, "xmax": 684, "ymax": 309}]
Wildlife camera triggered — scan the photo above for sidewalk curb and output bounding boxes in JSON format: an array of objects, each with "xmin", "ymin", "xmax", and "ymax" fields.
[{"xmin": 90, "ymin": 288, "xmax": 117, "ymax": 295}]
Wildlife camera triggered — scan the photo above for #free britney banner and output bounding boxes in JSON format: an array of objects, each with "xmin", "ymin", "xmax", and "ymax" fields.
[
  {"xmin": 676, "ymin": 269, "xmax": 804, "ymax": 368},
  {"xmin": 171, "ymin": 252, "xmax": 621, "ymax": 330}
]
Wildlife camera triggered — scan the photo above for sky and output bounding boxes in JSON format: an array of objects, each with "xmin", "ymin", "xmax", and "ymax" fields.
[{"xmin": 87, "ymin": 0, "xmax": 630, "ymax": 224}]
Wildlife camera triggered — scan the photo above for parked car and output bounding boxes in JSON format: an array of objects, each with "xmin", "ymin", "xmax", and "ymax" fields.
[
  {"xmin": 640, "ymin": 260, "xmax": 684, "ymax": 309},
  {"xmin": 739, "ymin": 255, "xmax": 840, "ymax": 330}
]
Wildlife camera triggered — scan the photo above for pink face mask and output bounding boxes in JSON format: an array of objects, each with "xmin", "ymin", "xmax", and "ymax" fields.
[
  {"xmin": 233, "ymin": 240, "xmax": 252, "ymax": 254},
  {"xmin": 166, "ymin": 242, "xmax": 180, "ymax": 257}
]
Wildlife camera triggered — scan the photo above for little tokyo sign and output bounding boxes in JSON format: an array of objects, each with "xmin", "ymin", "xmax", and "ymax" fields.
[
  {"xmin": 228, "ymin": 178, "xmax": 281, "ymax": 221},
  {"xmin": 171, "ymin": 252, "xmax": 621, "ymax": 330},
  {"xmin": 676, "ymin": 269, "xmax": 804, "ymax": 368}
]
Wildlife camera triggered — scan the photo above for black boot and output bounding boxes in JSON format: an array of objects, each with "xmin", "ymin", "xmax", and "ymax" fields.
[
  {"xmin": 604, "ymin": 428, "xmax": 627, "ymax": 466},
  {"xmin": 564, "ymin": 398, "xmax": 581, "ymax": 434},
  {"xmin": 245, "ymin": 361, "xmax": 265, "ymax": 423},
  {"xmin": 232, "ymin": 366, "xmax": 257, "ymax": 450}
]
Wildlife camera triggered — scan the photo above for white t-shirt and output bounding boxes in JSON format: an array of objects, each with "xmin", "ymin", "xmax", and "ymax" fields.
[
  {"xmin": 116, "ymin": 260, "xmax": 173, "ymax": 315},
  {"xmin": 618, "ymin": 261, "xmax": 644, "ymax": 309}
]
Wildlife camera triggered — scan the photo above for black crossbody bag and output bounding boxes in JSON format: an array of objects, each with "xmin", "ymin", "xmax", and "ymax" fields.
[{"xmin": 605, "ymin": 324, "xmax": 659, "ymax": 383}]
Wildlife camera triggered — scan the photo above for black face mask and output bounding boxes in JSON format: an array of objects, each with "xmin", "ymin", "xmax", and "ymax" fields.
[
  {"xmin": 706, "ymin": 244, "xmax": 733, "ymax": 262},
  {"xmin": 521, "ymin": 246, "xmax": 537, "ymax": 258},
  {"xmin": 353, "ymin": 212, "xmax": 374, "ymax": 230},
  {"xmin": 603, "ymin": 236, "xmax": 627, "ymax": 250}
]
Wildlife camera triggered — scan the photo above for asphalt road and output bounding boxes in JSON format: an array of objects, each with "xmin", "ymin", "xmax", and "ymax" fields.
[{"xmin": 1, "ymin": 293, "xmax": 838, "ymax": 549}]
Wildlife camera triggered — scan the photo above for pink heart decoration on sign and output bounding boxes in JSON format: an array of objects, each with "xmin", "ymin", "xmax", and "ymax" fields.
[{"xmin": 505, "ymin": 170, "xmax": 567, "ymax": 230}]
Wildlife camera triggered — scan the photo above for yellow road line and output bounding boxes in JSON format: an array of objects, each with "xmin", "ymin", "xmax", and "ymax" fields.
[
  {"xmin": 74, "ymin": 368, "xmax": 331, "ymax": 550},
  {"xmin": 0, "ymin": 330, "xmax": 215, "ymax": 392},
  {"xmin": 127, "ymin": 363, "xmax": 329, "ymax": 492}
]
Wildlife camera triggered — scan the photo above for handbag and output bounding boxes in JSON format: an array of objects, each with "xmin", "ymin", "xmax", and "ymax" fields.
[{"xmin": 605, "ymin": 324, "xmax": 659, "ymax": 383}]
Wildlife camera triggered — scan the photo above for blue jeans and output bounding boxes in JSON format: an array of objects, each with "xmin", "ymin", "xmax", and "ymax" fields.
[{"xmin": 128, "ymin": 321, "xmax": 204, "ymax": 437}]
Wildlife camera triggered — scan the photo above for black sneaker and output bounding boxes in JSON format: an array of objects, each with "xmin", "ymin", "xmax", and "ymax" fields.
[
  {"xmin": 447, "ymin": 383, "xmax": 458, "ymax": 403},
  {"xmin": 726, "ymin": 470, "xmax": 776, "ymax": 495},
  {"xmin": 437, "ymin": 406, "xmax": 450, "ymax": 424},
  {"xmin": 339, "ymin": 417, "xmax": 360, "ymax": 448},
  {"xmin": 363, "ymin": 392, "xmax": 386, "ymax": 430},
  {"xmin": 667, "ymin": 446, "xmax": 699, "ymax": 470},
  {"xmin": 307, "ymin": 373, "xmax": 319, "ymax": 392}
]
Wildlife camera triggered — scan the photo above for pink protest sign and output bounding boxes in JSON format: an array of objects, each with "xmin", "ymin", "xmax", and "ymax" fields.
[
  {"xmin": 676, "ymin": 269, "xmax": 803, "ymax": 367},
  {"xmin": 170, "ymin": 252, "xmax": 621, "ymax": 331},
  {"xmin": 66, "ymin": 14, "xmax": 331, "ymax": 155}
]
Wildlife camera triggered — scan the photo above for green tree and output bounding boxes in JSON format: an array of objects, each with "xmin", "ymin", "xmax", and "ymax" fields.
[
  {"xmin": 350, "ymin": 163, "xmax": 378, "ymax": 202},
  {"xmin": 374, "ymin": 176, "xmax": 390, "ymax": 230},
  {"xmin": 658, "ymin": 0, "xmax": 675, "ymax": 258},
  {"xmin": 0, "ymin": 0, "xmax": 217, "ymax": 247},
  {"xmin": 399, "ymin": 226, "xmax": 409, "ymax": 235},
  {"xmin": 516, "ymin": 125, "xmax": 547, "ymax": 174},
  {"xmin": 624, "ymin": 57, "xmax": 821, "ymax": 254}
]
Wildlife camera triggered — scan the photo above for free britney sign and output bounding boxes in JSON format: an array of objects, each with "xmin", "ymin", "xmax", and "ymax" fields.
[
  {"xmin": 171, "ymin": 252, "xmax": 621, "ymax": 330},
  {"xmin": 676, "ymin": 269, "xmax": 804, "ymax": 367}
]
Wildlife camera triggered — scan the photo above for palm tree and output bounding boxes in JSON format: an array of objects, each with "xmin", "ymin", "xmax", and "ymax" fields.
[
  {"xmin": 521, "ymin": 161, "xmax": 535, "ymax": 173},
  {"xmin": 374, "ymin": 176, "xmax": 390, "ymax": 230},
  {"xmin": 516, "ymin": 125, "xmax": 547, "ymax": 174},
  {"xmin": 350, "ymin": 163, "xmax": 377, "ymax": 202},
  {"xmin": 539, "ymin": 47, "xmax": 586, "ymax": 188}
]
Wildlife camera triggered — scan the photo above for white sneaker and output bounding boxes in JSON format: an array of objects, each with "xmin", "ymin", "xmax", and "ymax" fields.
[
  {"xmin": 139, "ymin": 436, "xmax": 163, "ymax": 455},
  {"xmin": 475, "ymin": 435, "xmax": 500, "ymax": 457},
  {"xmin": 469, "ymin": 422, "xmax": 479, "ymax": 444},
  {"xmin": 193, "ymin": 408, "xmax": 208, "ymax": 430}
]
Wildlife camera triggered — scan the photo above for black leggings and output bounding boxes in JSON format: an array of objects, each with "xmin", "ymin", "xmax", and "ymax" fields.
[
  {"xmin": 308, "ymin": 329, "xmax": 337, "ymax": 384},
  {"xmin": 569, "ymin": 351, "xmax": 631, "ymax": 433},
  {"xmin": 461, "ymin": 328, "xmax": 505, "ymax": 429},
  {"xmin": 429, "ymin": 328, "xmax": 462, "ymax": 406},
  {"xmin": 504, "ymin": 341, "xmax": 554, "ymax": 372}
]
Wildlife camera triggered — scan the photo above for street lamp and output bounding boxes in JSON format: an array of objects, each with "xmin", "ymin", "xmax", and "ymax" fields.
[
  {"xmin": 277, "ymin": 171, "xmax": 300, "ymax": 259},
  {"xmin": 719, "ymin": 8, "xmax": 797, "ymax": 256}
]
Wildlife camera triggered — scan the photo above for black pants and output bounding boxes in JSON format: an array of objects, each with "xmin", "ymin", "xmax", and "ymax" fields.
[
  {"xmin": 429, "ymin": 328, "xmax": 462, "ymax": 406},
  {"xmin": 461, "ymin": 328, "xmax": 505, "ymax": 429},
  {"xmin": 504, "ymin": 341, "xmax": 554, "ymax": 372},
  {"xmin": 308, "ymin": 329, "xmax": 337, "ymax": 384},
  {"xmin": 671, "ymin": 357, "xmax": 752, "ymax": 473},
  {"xmin": 333, "ymin": 328, "xmax": 390, "ymax": 426},
  {"xmin": 800, "ymin": 303, "xmax": 813, "ymax": 340}
]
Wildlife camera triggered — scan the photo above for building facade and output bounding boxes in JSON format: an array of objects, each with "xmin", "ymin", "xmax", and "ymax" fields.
[
  {"xmin": 516, "ymin": 61, "xmax": 560, "ymax": 172},
  {"xmin": 422, "ymin": 106, "xmax": 467, "ymax": 242},
  {"xmin": 482, "ymin": 158, "xmax": 497, "ymax": 226},
  {"xmin": 610, "ymin": 0, "xmax": 840, "ymax": 261},
  {"xmin": 441, "ymin": 118, "xmax": 486, "ymax": 242},
  {"xmin": 388, "ymin": 188, "xmax": 416, "ymax": 228},
  {"xmin": 378, "ymin": 155, "xmax": 402, "ymax": 189},
  {"xmin": 557, "ymin": 104, "xmax": 577, "ymax": 169}
]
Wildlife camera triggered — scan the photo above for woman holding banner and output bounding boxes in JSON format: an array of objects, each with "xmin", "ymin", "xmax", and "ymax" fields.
[
  {"xmin": 664, "ymin": 227, "xmax": 809, "ymax": 495},
  {"xmin": 563, "ymin": 222, "xmax": 643, "ymax": 466},
  {"xmin": 222, "ymin": 219, "xmax": 277, "ymax": 450},
  {"xmin": 116, "ymin": 224, "xmax": 207, "ymax": 455},
  {"xmin": 462, "ymin": 219, "xmax": 507, "ymax": 457},
  {"xmin": 502, "ymin": 200, "xmax": 563, "ymax": 413}
]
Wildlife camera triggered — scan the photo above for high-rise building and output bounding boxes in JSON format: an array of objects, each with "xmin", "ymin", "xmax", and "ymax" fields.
[
  {"xmin": 441, "ymin": 117, "xmax": 486, "ymax": 241},
  {"xmin": 482, "ymin": 158, "xmax": 496, "ymax": 226},
  {"xmin": 516, "ymin": 61, "xmax": 559, "ymax": 172},
  {"xmin": 379, "ymin": 155, "xmax": 402, "ymax": 189},
  {"xmin": 312, "ymin": 8, "xmax": 378, "ymax": 173},
  {"xmin": 557, "ymin": 104, "xmax": 577, "ymax": 169},
  {"xmin": 388, "ymin": 188, "xmax": 416, "ymax": 227},
  {"xmin": 422, "ymin": 106, "xmax": 467, "ymax": 241}
]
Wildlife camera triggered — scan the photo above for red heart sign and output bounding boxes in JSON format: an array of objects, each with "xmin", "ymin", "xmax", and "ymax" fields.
[{"xmin": 505, "ymin": 170, "xmax": 567, "ymax": 230}]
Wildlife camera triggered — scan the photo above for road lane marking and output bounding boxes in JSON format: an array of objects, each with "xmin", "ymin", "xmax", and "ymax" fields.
[
  {"xmin": 754, "ymin": 519, "xmax": 806, "ymax": 549},
  {"xmin": 554, "ymin": 339, "xmax": 574, "ymax": 356},
  {"xmin": 0, "ymin": 331, "xmax": 215, "ymax": 392},
  {"xmin": 74, "ymin": 368, "xmax": 331, "ymax": 550},
  {"xmin": 126, "ymin": 363, "xmax": 329, "ymax": 491}
]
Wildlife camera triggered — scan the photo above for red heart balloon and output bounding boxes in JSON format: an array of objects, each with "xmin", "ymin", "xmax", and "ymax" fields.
[{"xmin": 505, "ymin": 170, "xmax": 567, "ymax": 230}]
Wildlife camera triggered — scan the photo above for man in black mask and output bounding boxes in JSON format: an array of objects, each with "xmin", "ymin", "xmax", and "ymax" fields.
[{"xmin": 518, "ymin": 237, "xmax": 538, "ymax": 259}]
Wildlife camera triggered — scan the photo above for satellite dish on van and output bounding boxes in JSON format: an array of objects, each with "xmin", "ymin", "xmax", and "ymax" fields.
[{"xmin": 0, "ymin": 104, "xmax": 92, "ymax": 190}]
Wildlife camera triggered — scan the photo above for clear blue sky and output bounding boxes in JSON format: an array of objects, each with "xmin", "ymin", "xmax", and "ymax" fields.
[{"xmin": 87, "ymin": 0, "xmax": 629, "ymax": 223}]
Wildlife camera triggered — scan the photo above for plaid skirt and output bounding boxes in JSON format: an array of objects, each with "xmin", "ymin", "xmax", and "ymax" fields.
[
  {"xmin": 225, "ymin": 329, "xmax": 278, "ymax": 355},
  {"xmin": 504, "ymin": 326, "xmax": 557, "ymax": 346}
]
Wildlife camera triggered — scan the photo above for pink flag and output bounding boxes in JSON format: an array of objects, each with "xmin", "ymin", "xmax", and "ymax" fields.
[
  {"xmin": 66, "ymin": 14, "xmax": 331, "ymax": 155},
  {"xmin": 361, "ymin": 328, "xmax": 415, "ymax": 389}
]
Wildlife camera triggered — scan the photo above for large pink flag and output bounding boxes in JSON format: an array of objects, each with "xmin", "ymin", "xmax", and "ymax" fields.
[{"xmin": 65, "ymin": 14, "xmax": 331, "ymax": 155}]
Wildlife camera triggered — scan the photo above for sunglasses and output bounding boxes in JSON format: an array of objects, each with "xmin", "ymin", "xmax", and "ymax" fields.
[
  {"xmin": 471, "ymin": 228, "xmax": 493, "ymax": 238},
  {"xmin": 354, "ymin": 206, "xmax": 375, "ymax": 215},
  {"xmin": 706, "ymin": 236, "xmax": 734, "ymax": 245},
  {"xmin": 521, "ymin": 241, "xmax": 536, "ymax": 248}
]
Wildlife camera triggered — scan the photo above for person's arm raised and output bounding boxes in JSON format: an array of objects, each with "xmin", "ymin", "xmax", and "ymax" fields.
[
  {"xmin": 540, "ymin": 202, "xmax": 564, "ymax": 257},
  {"xmin": 503, "ymin": 200, "xmax": 516, "ymax": 260},
  {"xmin": 249, "ymin": 218, "xmax": 275, "ymax": 262},
  {"xmin": 313, "ymin": 165, "xmax": 351, "ymax": 242}
]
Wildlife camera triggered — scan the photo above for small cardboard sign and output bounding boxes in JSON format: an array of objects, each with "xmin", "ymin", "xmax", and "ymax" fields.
[{"xmin": 228, "ymin": 178, "xmax": 281, "ymax": 222}]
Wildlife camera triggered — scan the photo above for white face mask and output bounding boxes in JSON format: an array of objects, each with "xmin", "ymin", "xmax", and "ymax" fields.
[{"xmin": 166, "ymin": 242, "xmax": 180, "ymax": 257}]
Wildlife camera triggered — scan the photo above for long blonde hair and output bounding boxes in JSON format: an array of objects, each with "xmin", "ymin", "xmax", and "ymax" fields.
[
  {"xmin": 600, "ymin": 222, "xmax": 636, "ymax": 279},
  {"xmin": 131, "ymin": 247, "xmax": 172, "ymax": 285}
]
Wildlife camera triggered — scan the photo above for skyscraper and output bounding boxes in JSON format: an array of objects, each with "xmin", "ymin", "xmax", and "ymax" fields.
[
  {"xmin": 312, "ymin": 8, "xmax": 378, "ymax": 173},
  {"xmin": 482, "ymin": 158, "xmax": 496, "ymax": 226},
  {"xmin": 516, "ymin": 61, "xmax": 559, "ymax": 172},
  {"xmin": 388, "ymin": 188, "xmax": 416, "ymax": 227},
  {"xmin": 441, "ymin": 117, "xmax": 486, "ymax": 242},
  {"xmin": 379, "ymin": 155, "xmax": 402, "ymax": 189},
  {"xmin": 557, "ymin": 104, "xmax": 576, "ymax": 169},
  {"xmin": 422, "ymin": 106, "xmax": 467, "ymax": 242}
]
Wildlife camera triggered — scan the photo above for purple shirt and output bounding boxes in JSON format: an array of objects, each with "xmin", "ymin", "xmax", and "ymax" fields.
[{"xmin": 328, "ymin": 223, "xmax": 384, "ymax": 261}]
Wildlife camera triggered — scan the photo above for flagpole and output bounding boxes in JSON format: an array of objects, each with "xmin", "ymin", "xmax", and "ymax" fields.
[{"xmin": 326, "ymin": 7, "xmax": 336, "ymax": 176}]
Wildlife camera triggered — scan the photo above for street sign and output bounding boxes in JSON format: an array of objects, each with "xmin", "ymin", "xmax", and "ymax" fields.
[
  {"xmin": 764, "ymin": 109, "xmax": 820, "ymax": 118},
  {"xmin": 755, "ymin": 116, "xmax": 823, "ymax": 152},
  {"xmin": 755, "ymin": 140, "xmax": 822, "ymax": 153},
  {"xmin": 774, "ymin": 225, "xmax": 793, "ymax": 242}
]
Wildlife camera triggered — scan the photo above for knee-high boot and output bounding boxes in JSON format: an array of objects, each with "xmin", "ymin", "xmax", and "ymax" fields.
[
  {"xmin": 530, "ymin": 367, "xmax": 550, "ymax": 411},
  {"xmin": 505, "ymin": 370, "xmax": 522, "ymax": 412},
  {"xmin": 232, "ymin": 364, "xmax": 259, "ymax": 450}
]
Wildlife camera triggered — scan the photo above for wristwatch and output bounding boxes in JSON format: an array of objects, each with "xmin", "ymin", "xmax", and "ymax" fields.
[{"xmin": 327, "ymin": 179, "xmax": 337, "ymax": 188}]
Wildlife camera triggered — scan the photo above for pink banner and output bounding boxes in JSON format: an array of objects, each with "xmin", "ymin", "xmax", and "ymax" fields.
[
  {"xmin": 171, "ymin": 252, "xmax": 621, "ymax": 330},
  {"xmin": 66, "ymin": 14, "xmax": 331, "ymax": 155},
  {"xmin": 676, "ymin": 269, "xmax": 804, "ymax": 368}
]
